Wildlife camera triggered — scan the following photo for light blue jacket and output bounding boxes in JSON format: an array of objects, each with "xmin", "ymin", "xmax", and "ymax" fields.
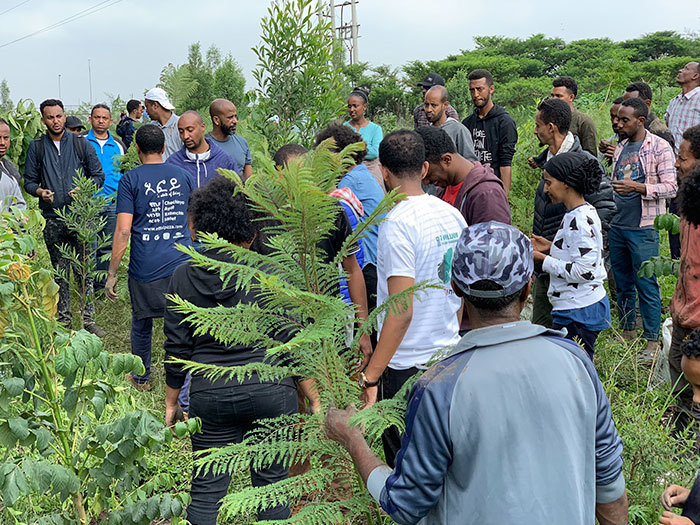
[{"xmin": 85, "ymin": 129, "xmax": 124, "ymax": 199}]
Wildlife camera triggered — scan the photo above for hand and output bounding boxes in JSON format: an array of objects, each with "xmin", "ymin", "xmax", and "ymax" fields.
[
  {"xmin": 530, "ymin": 234, "xmax": 552, "ymax": 253},
  {"xmin": 533, "ymin": 251, "xmax": 547, "ymax": 263},
  {"xmin": 325, "ymin": 405, "xmax": 360, "ymax": 447},
  {"xmin": 599, "ymin": 138, "xmax": 610, "ymax": 153},
  {"xmin": 528, "ymin": 156, "xmax": 538, "ymax": 169},
  {"xmin": 37, "ymin": 188, "xmax": 54, "ymax": 203},
  {"xmin": 612, "ymin": 179, "xmax": 644, "ymax": 195},
  {"xmin": 357, "ymin": 333, "xmax": 373, "ymax": 372},
  {"xmin": 68, "ymin": 186, "xmax": 80, "ymax": 198},
  {"xmin": 164, "ymin": 402, "xmax": 185, "ymax": 428},
  {"xmin": 360, "ymin": 384, "xmax": 378, "ymax": 409},
  {"xmin": 599, "ymin": 139, "xmax": 616, "ymax": 159},
  {"xmin": 105, "ymin": 274, "xmax": 118, "ymax": 302},
  {"xmin": 659, "ymin": 511, "xmax": 694, "ymax": 525},
  {"xmin": 662, "ymin": 485, "xmax": 691, "ymax": 510}
]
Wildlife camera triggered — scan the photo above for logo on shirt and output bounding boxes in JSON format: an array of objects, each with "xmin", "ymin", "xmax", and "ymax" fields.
[{"xmin": 438, "ymin": 247, "xmax": 454, "ymax": 284}]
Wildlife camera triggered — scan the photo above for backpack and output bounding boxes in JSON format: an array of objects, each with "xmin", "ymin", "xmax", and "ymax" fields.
[{"xmin": 35, "ymin": 132, "xmax": 89, "ymax": 188}]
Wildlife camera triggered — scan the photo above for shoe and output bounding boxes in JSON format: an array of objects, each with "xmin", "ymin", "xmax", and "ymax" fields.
[
  {"xmin": 124, "ymin": 372, "xmax": 151, "ymax": 392},
  {"xmin": 621, "ymin": 329, "xmax": 637, "ymax": 341},
  {"xmin": 84, "ymin": 322, "xmax": 106, "ymax": 338},
  {"xmin": 640, "ymin": 340, "xmax": 659, "ymax": 362}
]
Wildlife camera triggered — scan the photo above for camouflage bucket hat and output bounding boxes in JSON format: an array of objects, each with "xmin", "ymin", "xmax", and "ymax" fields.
[{"xmin": 452, "ymin": 221, "xmax": 533, "ymax": 298}]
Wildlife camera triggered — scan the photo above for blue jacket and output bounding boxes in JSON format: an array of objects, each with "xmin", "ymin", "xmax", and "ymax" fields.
[
  {"xmin": 368, "ymin": 321, "xmax": 625, "ymax": 524},
  {"xmin": 85, "ymin": 129, "xmax": 125, "ymax": 199},
  {"xmin": 166, "ymin": 139, "xmax": 238, "ymax": 188}
]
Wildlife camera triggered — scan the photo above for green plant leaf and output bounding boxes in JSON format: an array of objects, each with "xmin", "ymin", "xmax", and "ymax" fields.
[
  {"xmin": 55, "ymin": 348, "xmax": 77, "ymax": 377},
  {"xmin": 0, "ymin": 422, "xmax": 18, "ymax": 447},
  {"xmin": 160, "ymin": 494, "xmax": 173, "ymax": 519},
  {"xmin": 0, "ymin": 463, "xmax": 30, "ymax": 506},
  {"xmin": 8, "ymin": 417, "xmax": 29, "ymax": 440},
  {"xmin": 2, "ymin": 377, "xmax": 24, "ymax": 397},
  {"xmin": 32, "ymin": 428, "xmax": 52, "ymax": 452},
  {"xmin": 173, "ymin": 421, "xmax": 188, "ymax": 439}
]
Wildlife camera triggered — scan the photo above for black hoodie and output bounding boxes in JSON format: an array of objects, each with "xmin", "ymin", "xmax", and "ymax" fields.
[
  {"xmin": 163, "ymin": 251, "xmax": 296, "ymax": 394},
  {"xmin": 462, "ymin": 104, "xmax": 518, "ymax": 178}
]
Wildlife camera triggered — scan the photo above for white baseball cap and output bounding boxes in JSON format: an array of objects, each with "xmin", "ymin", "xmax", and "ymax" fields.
[{"xmin": 144, "ymin": 87, "xmax": 175, "ymax": 111}]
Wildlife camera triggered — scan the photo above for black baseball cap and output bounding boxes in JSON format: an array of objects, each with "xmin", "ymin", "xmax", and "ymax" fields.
[
  {"xmin": 417, "ymin": 73, "xmax": 445, "ymax": 88},
  {"xmin": 65, "ymin": 116, "xmax": 85, "ymax": 130}
]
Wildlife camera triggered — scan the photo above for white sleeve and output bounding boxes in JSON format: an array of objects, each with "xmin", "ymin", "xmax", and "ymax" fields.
[{"xmin": 379, "ymin": 219, "xmax": 416, "ymax": 279}]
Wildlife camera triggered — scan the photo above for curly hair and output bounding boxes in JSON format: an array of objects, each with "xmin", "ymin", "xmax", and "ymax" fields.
[
  {"xmin": 625, "ymin": 81, "xmax": 653, "ymax": 102},
  {"xmin": 552, "ymin": 76, "xmax": 578, "ymax": 97},
  {"xmin": 189, "ymin": 177, "xmax": 259, "ymax": 244},
  {"xmin": 681, "ymin": 327, "xmax": 700, "ymax": 359},
  {"xmin": 537, "ymin": 98, "xmax": 571, "ymax": 134},
  {"xmin": 273, "ymin": 143, "xmax": 308, "ymax": 168},
  {"xmin": 679, "ymin": 164, "xmax": 700, "ymax": 226},
  {"xmin": 314, "ymin": 123, "xmax": 368, "ymax": 165},
  {"xmin": 683, "ymin": 125, "xmax": 700, "ymax": 160},
  {"xmin": 134, "ymin": 124, "xmax": 165, "ymax": 154},
  {"xmin": 415, "ymin": 125, "xmax": 456, "ymax": 163},
  {"xmin": 378, "ymin": 130, "xmax": 425, "ymax": 179}
]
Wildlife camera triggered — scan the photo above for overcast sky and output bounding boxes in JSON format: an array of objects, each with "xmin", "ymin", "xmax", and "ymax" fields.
[{"xmin": 1, "ymin": 0, "xmax": 699, "ymax": 109}]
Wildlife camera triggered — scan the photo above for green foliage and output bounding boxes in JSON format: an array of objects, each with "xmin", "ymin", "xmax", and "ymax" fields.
[
  {"xmin": 637, "ymin": 214, "xmax": 681, "ymax": 279},
  {"xmin": 213, "ymin": 55, "xmax": 247, "ymax": 108},
  {"xmin": 0, "ymin": 79, "xmax": 12, "ymax": 114},
  {"xmin": 168, "ymin": 143, "xmax": 431, "ymax": 523},
  {"xmin": 0, "ymin": 98, "xmax": 44, "ymax": 173},
  {"xmin": 250, "ymin": 0, "xmax": 346, "ymax": 151},
  {"xmin": 158, "ymin": 62, "xmax": 199, "ymax": 113},
  {"xmin": 0, "ymin": 207, "xmax": 197, "ymax": 523}
]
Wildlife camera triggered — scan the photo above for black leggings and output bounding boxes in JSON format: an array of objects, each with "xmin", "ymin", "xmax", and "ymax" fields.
[
  {"xmin": 186, "ymin": 382, "xmax": 298, "ymax": 524},
  {"xmin": 551, "ymin": 321, "xmax": 600, "ymax": 361}
]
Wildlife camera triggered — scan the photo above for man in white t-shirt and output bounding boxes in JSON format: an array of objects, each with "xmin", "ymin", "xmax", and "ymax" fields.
[{"xmin": 358, "ymin": 129, "xmax": 467, "ymax": 467}]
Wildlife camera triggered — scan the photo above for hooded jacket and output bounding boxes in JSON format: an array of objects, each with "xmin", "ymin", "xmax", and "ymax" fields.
[
  {"xmin": 532, "ymin": 135, "xmax": 616, "ymax": 240},
  {"xmin": 115, "ymin": 114, "xmax": 137, "ymax": 149},
  {"xmin": 462, "ymin": 105, "xmax": 518, "ymax": 177},
  {"xmin": 23, "ymin": 131, "xmax": 105, "ymax": 218},
  {"xmin": 84, "ymin": 129, "xmax": 125, "ymax": 198},
  {"xmin": 166, "ymin": 138, "xmax": 238, "ymax": 188},
  {"xmin": 164, "ymin": 251, "xmax": 296, "ymax": 394}
]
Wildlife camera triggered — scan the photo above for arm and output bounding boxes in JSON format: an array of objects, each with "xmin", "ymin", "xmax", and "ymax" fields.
[
  {"xmin": 364, "ymin": 124, "xmax": 383, "ymax": 160},
  {"xmin": 243, "ymin": 142, "xmax": 253, "ymax": 179},
  {"xmin": 464, "ymin": 184, "xmax": 511, "ymax": 226},
  {"xmin": 498, "ymin": 166, "xmax": 512, "ymax": 194},
  {"xmin": 580, "ymin": 118, "xmax": 599, "ymax": 157},
  {"xmin": 341, "ymin": 253, "xmax": 373, "ymax": 369},
  {"xmin": 360, "ymin": 275, "xmax": 414, "ymax": 408},
  {"xmin": 542, "ymin": 225, "xmax": 602, "ymax": 284},
  {"xmin": 83, "ymin": 140, "xmax": 105, "ymax": 188},
  {"xmin": 105, "ymin": 212, "xmax": 133, "ymax": 301},
  {"xmin": 243, "ymin": 164, "xmax": 253, "ymax": 180},
  {"xmin": 22, "ymin": 140, "xmax": 42, "ymax": 196},
  {"xmin": 643, "ymin": 142, "xmax": 678, "ymax": 200},
  {"xmin": 457, "ymin": 125, "xmax": 477, "ymax": 162},
  {"xmin": 7, "ymin": 176, "xmax": 26, "ymax": 209},
  {"xmin": 498, "ymin": 117, "xmax": 518, "ymax": 194},
  {"xmin": 595, "ymin": 492, "xmax": 628, "ymax": 525}
]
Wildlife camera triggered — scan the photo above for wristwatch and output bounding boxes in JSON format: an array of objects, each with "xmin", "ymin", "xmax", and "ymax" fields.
[{"xmin": 359, "ymin": 372, "xmax": 380, "ymax": 388}]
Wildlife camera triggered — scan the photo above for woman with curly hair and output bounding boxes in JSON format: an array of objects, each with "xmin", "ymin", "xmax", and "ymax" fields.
[{"xmin": 531, "ymin": 151, "xmax": 611, "ymax": 360}]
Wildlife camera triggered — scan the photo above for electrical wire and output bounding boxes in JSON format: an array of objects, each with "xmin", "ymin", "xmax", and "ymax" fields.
[
  {"xmin": 0, "ymin": 0, "xmax": 122, "ymax": 49},
  {"xmin": 0, "ymin": 0, "xmax": 32, "ymax": 17}
]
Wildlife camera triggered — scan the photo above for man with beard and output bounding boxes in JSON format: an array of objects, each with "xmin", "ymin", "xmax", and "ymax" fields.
[
  {"xmin": 144, "ymin": 87, "xmax": 181, "ymax": 161},
  {"xmin": 23, "ymin": 99, "xmax": 105, "ymax": 335},
  {"xmin": 666, "ymin": 62, "xmax": 700, "ymax": 155},
  {"xmin": 461, "ymin": 69, "xmax": 518, "ymax": 194},
  {"xmin": 0, "ymin": 118, "xmax": 25, "ymax": 210},
  {"xmin": 167, "ymin": 111, "xmax": 237, "ymax": 188},
  {"xmin": 599, "ymin": 97, "xmax": 624, "ymax": 170},
  {"xmin": 424, "ymin": 86, "xmax": 476, "ymax": 161},
  {"xmin": 609, "ymin": 97, "xmax": 677, "ymax": 360},
  {"xmin": 206, "ymin": 98, "xmax": 252, "ymax": 179}
]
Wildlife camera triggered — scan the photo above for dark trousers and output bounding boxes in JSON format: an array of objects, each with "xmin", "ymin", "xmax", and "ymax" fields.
[
  {"xmin": 362, "ymin": 263, "xmax": 378, "ymax": 346},
  {"xmin": 552, "ymin": 321, "xmax": 600, "ymax": 361},
  {"xmin": 378, "ymin": 366, "xmax": 420, "ymax": 468},
  {"xmin": 43, "ymin": 217, "xmax": 95, "ymax": 325},
  {"xmin": 669, "ymin": 198, "xmax": 681, "ymax": 260},
  {"xmin": 532, "ymin": 274, "xmax": 553, "ymax": 328},
  {"xmin": 95, "ymin": 201, "xmax": 117, "ymax": 291},
  {"xmin": 186, "ymin": 383, "xmax": 298, "ymax": 525},
  {"xmin": 669, "ymin": 323, "xmax": 700, "ymax": 428}
]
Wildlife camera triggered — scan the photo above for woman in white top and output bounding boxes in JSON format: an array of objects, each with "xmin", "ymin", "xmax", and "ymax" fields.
[{"xmin": 531, "ymin": 151, "xmax": 611, "ymax": 360}]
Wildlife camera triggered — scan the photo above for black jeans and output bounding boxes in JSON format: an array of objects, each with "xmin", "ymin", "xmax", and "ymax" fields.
[
  {"xmin": 551, "ymin": 321, "xmax": 600, "ymax": 361},
  {"xmin": 378, "ymin": 366, "xmax": 420, "ymax": 468},
  {"xmin": 186, "ymin": 382, "xmax": 298, "ymax": 525},
  {"xmin": 362, "ymin": 263, "xmax": 378, "ymax": 346}
]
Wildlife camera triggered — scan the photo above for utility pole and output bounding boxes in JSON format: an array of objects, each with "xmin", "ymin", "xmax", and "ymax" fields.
[
  {"xmin": 327, "ymin": 0, "xmax": 360, "ymax": 64},
  {"xmin": 88, "ymin": 59, "xmax": 93, "ymax": 104},
  {"xmin": 58, "ymin": 74, "xmax": 62, "ymax": 100},
  {"xmin": 350, "ymin": 0, "xmax": 358, "ymax": 64}
]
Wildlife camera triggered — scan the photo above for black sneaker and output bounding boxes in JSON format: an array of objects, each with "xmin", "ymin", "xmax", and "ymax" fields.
[{"xmin": 84, "ymin": 322, "xmax": 106, "ymax": 338}]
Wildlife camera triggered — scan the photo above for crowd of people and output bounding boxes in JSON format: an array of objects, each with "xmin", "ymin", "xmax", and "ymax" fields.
[{"xmin": 0, "ymin": 59, "xmax": 699, "ymax": 524}]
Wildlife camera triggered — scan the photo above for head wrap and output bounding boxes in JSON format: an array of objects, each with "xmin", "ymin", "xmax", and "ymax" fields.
[{"xmin": 544, "ymin": 151, "xmax": 603, "ymax": 195}]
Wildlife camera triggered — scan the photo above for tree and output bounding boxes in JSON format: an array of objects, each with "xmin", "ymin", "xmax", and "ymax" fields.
[
  {"xmin": 158, "ymin": 63, "xmax": 198, "ymax": 114},
  {"xmin": 212, "ymin": 55, "xmax": 246, "ymax": 106},
  {"xmin": 250, "ymin": 0, "xmax": 346, "ymax": 150},
  {"xmin": 0, "ymin": 79, "xmax": 12, "ymax": 114},
  {"xmin": 183, "ymin": 42, "xmax": 215, "ymax": 112}
]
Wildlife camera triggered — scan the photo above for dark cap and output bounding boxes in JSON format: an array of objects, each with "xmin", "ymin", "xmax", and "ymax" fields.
[
  {"xmin": 417, "ymin": 73, "xmax": 445, "ymax": 88},
  {"xmin": 65, "ymin": 116, "xmax": 85, "ymax": 130}
]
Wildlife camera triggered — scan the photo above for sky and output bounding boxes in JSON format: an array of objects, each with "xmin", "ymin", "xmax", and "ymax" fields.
[{"xmin": 1, "ymin": 0, "xmax": 699, "ymax": 109}]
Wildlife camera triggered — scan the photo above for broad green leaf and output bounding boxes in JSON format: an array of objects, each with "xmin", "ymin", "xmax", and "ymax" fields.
[
  {"xmin": 160, "ymin": 494, "xmax": 173, "ymax": 519},
  {"xmin": 0, "ymin": 422, "xmax": 18, "ymax": 447},
  {"xmin": 146, "ymin": 496, "xmax": 160, "ymax": 520},
  {"xmin": 55, "ymin": 348, "xmax": 77, "ymax": 377},
  {"xmin": 173, "ymin": 421, "xmax": 188, "ymax": 439},
  {"xmin": 170, "ymin": 498, "xmax": 183, "ymax": 516},
  {"xmin": 2, "ymin": 377, "xmax": 24, "ymax": 397},
  {"xmin": 32, "ymin": 428, "xmax": 52, "ymax": 453},
  {"xmin": 1, "ymin": 463, "xmax": 29, "ymax": 506},
  {"xmin": 92, "ymin": 393, "xmax": 106, "ymax": 420},
  {"xmin": 62, "ymin": 388, "xmax": 79, "ymax": 413},
  {"xmin": 8, "ymin": 417, "xmax": 29, "ymax": 439}
]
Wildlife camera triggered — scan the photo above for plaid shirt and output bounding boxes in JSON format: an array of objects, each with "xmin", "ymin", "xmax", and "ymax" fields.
[
  {"xmin": 612, "ymin": 130, "xmax": 677, "ymax": 228},
  {"xmin": 413, "ymin": 104, "xmax": 459, "ymax": 128},
  {"xmin": 665, "ymin": 86, "xmax": 700, "ymax": 154}
]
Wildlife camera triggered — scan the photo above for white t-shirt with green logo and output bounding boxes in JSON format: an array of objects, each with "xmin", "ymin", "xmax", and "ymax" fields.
[{"xmin": 376, "ymin": 193, "xmax": 467, "ymax": 370}]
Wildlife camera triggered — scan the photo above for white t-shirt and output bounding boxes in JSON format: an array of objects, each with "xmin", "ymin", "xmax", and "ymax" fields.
[
  {"xmin": 376, "ymin": 194, "xmax": 467, "ymax": 370},
  {"xmin": 53, "ymin": 140, "xmax": 61, "ymax": 153}
]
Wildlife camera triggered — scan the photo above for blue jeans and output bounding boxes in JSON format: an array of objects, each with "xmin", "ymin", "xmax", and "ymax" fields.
[
  {"xmin": 609, "ymin": 227, "xmax": 660, "ymax": 340},
  {"xmin": 186, "ymin": 382, "xmax": 298, "ymax": 524},
  {"xmin": 95, "ymin": 201, "xmax": 117, "ymax": 291},
  {"xmin": 130, "ymin": 314, "xmax": 190, "ymax": 409}
]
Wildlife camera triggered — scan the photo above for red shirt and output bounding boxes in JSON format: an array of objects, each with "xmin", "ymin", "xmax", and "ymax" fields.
[{"xmin": 442, "ymin": 182, "xmax": 463, "ymax": 206}]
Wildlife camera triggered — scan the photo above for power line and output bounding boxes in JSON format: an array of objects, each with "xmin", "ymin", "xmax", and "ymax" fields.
[
  {"xmin": 0, "ymin": 0, "xmax": 122, "ymax": 49},
  {"xmin": 0, "ymin": 0, "xmax": 32, "ymax": 17}
]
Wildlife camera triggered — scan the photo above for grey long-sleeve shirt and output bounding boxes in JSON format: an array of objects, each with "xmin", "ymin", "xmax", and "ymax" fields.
[{"xmin": 438, "ymin": 117, "xmax": 477, "ymax": 161}]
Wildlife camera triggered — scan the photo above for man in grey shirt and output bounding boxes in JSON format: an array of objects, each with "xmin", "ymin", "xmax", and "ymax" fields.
[
  {"xmin": 206, "ymin": 98, "xmax": 252, "ymax": 179},
  {"xmin": 0, "ymin": 119, "xmax": 24, "ymax": 210},
  {"xmin": 144, "ymin": 87, "xmax": 182, "ymax": 161},
  {"xmin": 424, "ymin": 85, "xmax": 476, "ymax": 161},
  {"xmin": 326, "ymin": 221, "xmax": 628, "ymax": 525}
]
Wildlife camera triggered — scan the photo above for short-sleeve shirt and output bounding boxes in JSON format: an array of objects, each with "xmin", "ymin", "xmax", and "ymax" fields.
[
  {"xmin": 206, "ymin": 133, "xmax": 252, "ymax": 175},
  {"xmin": 611, "ymin": 140, "xmax": 645, "ymax": 230},
  {"xmin": 154, "ymin": 113, "xmax": 182, "ymax": 161},
  {"xmin": 376, "ymin": 194, "xmax": 466, "ymax": 369},
  {"xmin": 116, "ymin": 163, "xmax": 194, "ymax": 282}
]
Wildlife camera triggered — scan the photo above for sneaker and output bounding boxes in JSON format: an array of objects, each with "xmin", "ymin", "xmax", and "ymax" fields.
[
  {"xmin": 640, "ymin": 340, "xmax": 659, "ymax": 362},
  {"xmin": 124, "ymin": 372, "xmax": 151, "ymax": 392},
  {"xmin": 84, "ymin": 322, "xmax": 106, "ymax": 338}
]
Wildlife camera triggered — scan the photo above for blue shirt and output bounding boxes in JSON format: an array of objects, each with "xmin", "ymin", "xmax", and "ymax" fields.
[
  {"xmin": 612, "ymin": 139, "xmax": 646, "ymax": 230},
  {"xmin": 338, "ymin": 164, "xmax": 384, "ymax": 265},
  {"xmin": 344, "ymin": 121, "xmax": 383, "ymax": 160},
  {"xmin": 206, "ymin": 133, "xmax": 251, "ymax": 175},
  {"xmin": 116, "ymin": 163, "xmax": 194, "ymax": 282},
  {"xmin": 85, "ymin": 129, "xmax": 125, "ymax": 199}
]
